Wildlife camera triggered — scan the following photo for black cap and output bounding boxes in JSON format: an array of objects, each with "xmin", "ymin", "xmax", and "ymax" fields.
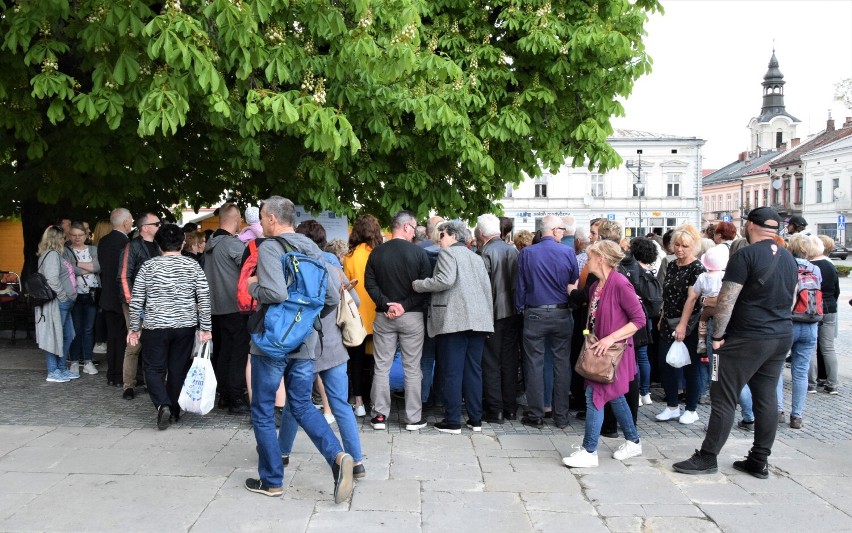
[
  {"xmin": 746, "ymin": 207, "xmax": 782, "ymax": 229},
  {"xmin": 788, "ymin": 215, "xmax": 808, "ymax": 228}
]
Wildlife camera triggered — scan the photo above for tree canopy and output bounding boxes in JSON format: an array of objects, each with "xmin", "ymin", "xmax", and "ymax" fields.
[{"xmin": 1, "ymin": 0, "xmax": 662, "ymax": 225}]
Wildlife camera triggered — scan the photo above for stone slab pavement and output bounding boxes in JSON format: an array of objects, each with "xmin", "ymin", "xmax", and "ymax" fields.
[{"xmin": 1, "ymin": 274, "xmax": 852, "ymax": 531}]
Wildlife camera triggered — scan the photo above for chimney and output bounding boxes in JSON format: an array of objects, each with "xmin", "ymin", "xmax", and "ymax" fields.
[
  {"xmin": 844, "ymin": 117, "xmax": 852, "ymax": 128},
  {"xmin": 738, "ymin": 151, "xmax": 746, "ymax": 161},
  {"xmin": 779, "ymin": 142, "xmax": 787, "ymax": 151},
  {"xmin": 827, "ymin": 118, "xmax": 835, "ymax": 131},
  {"xmin": 791, "ymin": 138, "xmax": 800, "ymax": 148}
]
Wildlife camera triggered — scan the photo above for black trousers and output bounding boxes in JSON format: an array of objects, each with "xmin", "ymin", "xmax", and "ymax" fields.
[
  {"xmin": 569, "ymin": 306, "xmax": 587, "ymax": 412},
  {"xmin": 212, "ymin": 313, "xmax": 250, "ymax": 403},
  {"xmin": 141, "ymin": 326, "xmax": 195, "ymax": 412},
  {"xmin": 103, "ymin": 309, "xmax": 126, "ymax": 383},
  {"xmin": 347, "ymin": 336, "xmax": 373, "ymax": 400},
  {"xmin": 483, "ymin": 315, "xmax": 522, "ymax": 416},
  {"xmin": 700, "ymin": 335, "xmax": 792, "ymax": 464}
]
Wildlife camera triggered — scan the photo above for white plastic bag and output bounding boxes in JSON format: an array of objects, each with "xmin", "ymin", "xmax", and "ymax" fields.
[
  {"xmin": 178, "ymin": 340, "xmax": 217, "ymax": 415},
  {"xmin": 665, "ymin": 340, "xmax": 691, "ymax": 368}
]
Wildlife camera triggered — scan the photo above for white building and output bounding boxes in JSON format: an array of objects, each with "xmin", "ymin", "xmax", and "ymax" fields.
[
  {"xmin": 801, "ymin": 132, "xmax": 852, "ymax": 245},
  {"xmin": 499, "ymin": 130, "xmax": 705, "ymax": 237}
]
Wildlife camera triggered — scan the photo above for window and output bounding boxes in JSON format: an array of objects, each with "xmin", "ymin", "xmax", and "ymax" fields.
[
  {"xmin": 671, "ymin": 149, "xmax": 678, "ymax": 154},
  {"xmin": 591, "ymin": 174, "xmax": 604, "ymax": 197},
  {"xmin": 632, "ymin": 183, "xmax": 645, "ymax": 197},
  {"xmin": 776, "ymin": 131, "xmax": 783, "ymax": 148},
  {"xmin": 726, "ymin": 193, "xmax": 732, "ymax": 211},
  {"xmin": 505, "ymin": 184, "xmax": 513, "ymax": 198},
  {"xmin": 711, "ymin": 196, "xmax": 716, "ymax": 212},
  {"xmin": 534, "ymin": 183, "xmax": 547, "ymax": 198},
  {"xmin": 772, "ymin": 186, "xmax": 779, "ymax": 205},
  {"xmin": 795, "ymin": 177, "xmax": 803, "ymax": 204},
  {"xmin": 666, "ymin": 174, "xmax": 681, "ymax": 197},
  {"xmin": 746, "ymin": 191, "xmax": 751, "ymax": 209},
  {"xmin": 762, "ymin": 188, "xmax": 768, "ymax": 207},
  {"xmin": 833, "ymin": 178, "xmax": 840, "ymax": 192},
  {"xmin": 816, "ymin": 181, "xmax": 823, "ymax": 203},
  {"xmin": 783, "ymin": 179, "xmax": 791, "ymax": 205}
]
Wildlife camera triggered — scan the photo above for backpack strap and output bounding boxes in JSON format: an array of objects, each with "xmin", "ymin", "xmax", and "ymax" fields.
[{"xmin": 757, "ymin": 245, "xmax": 782, "ymax": 286}]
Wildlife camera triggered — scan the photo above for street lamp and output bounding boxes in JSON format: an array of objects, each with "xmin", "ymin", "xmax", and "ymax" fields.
[{"xmin": 626, "ymin": 151, "xmax": 644, "ymax": 236}]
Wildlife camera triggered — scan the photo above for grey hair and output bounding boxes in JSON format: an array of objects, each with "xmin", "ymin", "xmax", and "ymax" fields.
[
  {"xmin": 562, "ymin": 215, "xmax": 576, "ymax": 235},
  {"xmin": 438, "ymin": 219, "xmax": 470, "ymax": 243},
  {"xmin": 391, "ymin": 210, "xmax": 417, "ymax": 230},
  {"xmin": 262, "ymin": 196, "xmax": 296, "ymax": 227},
  {"xmin": 110, "ymin": 207, "xmax": 131, "ymax": 228},
  {"xmin": 476, "ymin": 213, "xmax": 500, "ymax": 237},
  {"xmin": 540, "ymin": 214, "xmax": 561, "ymax": 232},
  {"xmin": 574, "ymin": 227, "xmax": 589, "ymax": 244}
]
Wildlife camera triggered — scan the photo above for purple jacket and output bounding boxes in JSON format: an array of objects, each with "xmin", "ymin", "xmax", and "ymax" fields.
[{"xmin": 587, "ymin": 271, "xmax": 646, "ymax": 409}]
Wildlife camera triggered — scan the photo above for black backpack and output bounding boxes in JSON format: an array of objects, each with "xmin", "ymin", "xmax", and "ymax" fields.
[
  {"xmin": 26, "ymin": 252, "xmax": 59, "ymax": 307},
  {"xmin": 618, "ymin": 260, "xmax": 663, "ymax": 347}
]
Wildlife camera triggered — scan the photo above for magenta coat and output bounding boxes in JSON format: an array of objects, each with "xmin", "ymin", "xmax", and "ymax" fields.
[{"xmin": 587, "ymin": 271, "xmax": 646, "ymax": 409}]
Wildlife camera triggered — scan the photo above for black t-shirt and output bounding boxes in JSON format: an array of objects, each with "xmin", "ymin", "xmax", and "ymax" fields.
[
  {"xmin": 364, "ymin": 238, "xmax": 432, "ymax": 313},
  {"xmin": 662, "ymin": 259, "xmax": 704, "ymax": 320},
  {"xmin": 723, "ymin": 239, "xmax": 798, "ymax": 339}
]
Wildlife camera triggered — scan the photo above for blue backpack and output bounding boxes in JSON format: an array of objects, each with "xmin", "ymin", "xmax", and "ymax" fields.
[{"xmin": 250, "ymin": 237, "xmax": 329, "ymax": 360}]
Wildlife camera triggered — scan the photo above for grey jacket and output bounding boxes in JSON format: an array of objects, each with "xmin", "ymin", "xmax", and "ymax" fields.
[
  {"xmin": 203, "ymin": 231, "xmax": 246, "ymax": 315},
  {"xmin": 35, "ymin": 250, "xmax": 76, "ymax": 356},
  {"xmin": 315, "ymin": 263, "xmax": 359, "ymax": 372},
  {"xmin": 478, "ymin": 236, "xmax": 518, "ymax": 321},
  {"xmin": 413, "ymin": 243, "xmax": 494, "ymax": 337},
  {"xmin": 248, "ymin": 232, "xmax": 340, "ymax": 360}
]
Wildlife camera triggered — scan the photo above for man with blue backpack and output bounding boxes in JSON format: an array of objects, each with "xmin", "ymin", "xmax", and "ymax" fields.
[{"xmin": 243, "ymin": 196, "xmax": 354, "ymax": 503}]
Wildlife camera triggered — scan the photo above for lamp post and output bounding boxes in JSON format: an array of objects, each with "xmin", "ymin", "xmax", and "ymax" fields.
[{"xmin": 627, "ymin": 152, "xmax": 644, "ymax": 237}]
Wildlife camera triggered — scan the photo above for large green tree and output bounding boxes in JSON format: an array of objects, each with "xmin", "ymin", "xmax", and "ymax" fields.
[{"xmin": 1, "ymin": 0, "xmax": 661, "ymax": 269}]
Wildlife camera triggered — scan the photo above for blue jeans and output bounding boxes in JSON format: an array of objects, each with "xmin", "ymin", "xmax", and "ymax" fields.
[
  {"xmin": 279, "ymin": 362, "xmax": 363, "ymax": 462},
  {"xmin": 636, "ymin": 344, "xmax": 650, "ymax": 396},
  {"xmin": 70, "ymin": 294, "xmax": 97, "ymax": 362},
  {"xmin": 45, "ymin": 299, "xmax": 75, "ymax": 373},
  {"xmin": 582, "ymin": 386, "xmax": 639, "ymax": 453},
  {"xmin": 739, "ymin": 385, "xmax": 754, "ymax": 422},
  {"xmin": 437, "ymin": 330, "xmax": 486, "ymax": 424},
  {"xmin": 777, "ymin": 322, "xmax": 818, "ymax": 418},
  {"xmin": 251, "ymin": 354, "xmax": 343, "ymax": 487}
]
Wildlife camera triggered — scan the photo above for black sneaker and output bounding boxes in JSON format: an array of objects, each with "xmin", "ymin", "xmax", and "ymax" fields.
[
  {"xmin": 672, "ymin": 450, "xmax": 718, "ymax": 475},
  {"xmin": 823, "ymin": 386, "xmax": 839, "ymax": 395},
  {"xmin": 331, "ymin": 453, "xmax": 354, "ymax": 504},
  {"xmin": 282, "ymin": 455, "xmax": 289, "ymax": 467},
  {"xmin": 733, "ymin": 457, "xmax": 769, "ymax": 479},
  {"xmin": 736, "ymin": 420, "xmax": 755, "ymax": 433},
  {"xmin": 370, "ymin": 414, "xmax": 386, "ymax": 430},
  {"xmin": 353, "ymin": 463, "xmax": 366, "ymax": 479},
  {"xmin": 465, "ymin": 419, "xmax": 482, "ymax": 432},
  {"xmin": 156, "ymin": 405, "xmax": 170, "ymax": 431},
  {"xmin": 244, "ymin": 478, "xmax": 283, "ymax": 497},
  {"xmin": 405, "ymin": 419, "xmax": 427, "ymax": 431},
  {"xmin": 434, "ymin": 420, "xmax": 462, "ymax": 434},
  {"xmin": 229, "ymin": 397, "xmax": 251, "ymax": 415}
]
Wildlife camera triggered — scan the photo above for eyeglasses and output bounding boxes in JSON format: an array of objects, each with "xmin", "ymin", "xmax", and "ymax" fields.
[
  {"xmin": 555, "ymin": 227, "xmax": 567, "ymax": 231},
  {"xmin": 142, "ymin": 221, "xmax": 162, "ymax": 228}
]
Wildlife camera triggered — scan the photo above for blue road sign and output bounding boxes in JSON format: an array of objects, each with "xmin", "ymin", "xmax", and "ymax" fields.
[
  {"xmin": 721, "ymin": 215, "xmax": 732, "ymax": 222},
  {"xmin": 607, "ymin": 214, "xmax": 616, "ymax": 221},
  {"xmin": 839, "ymin": 214, "xmax": 846, "ymax": 226}
]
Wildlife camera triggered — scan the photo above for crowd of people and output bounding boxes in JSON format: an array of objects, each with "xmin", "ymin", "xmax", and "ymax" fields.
[{"xmin": 32, "ymin": 201, "xmax": 841, "ymax": 499}]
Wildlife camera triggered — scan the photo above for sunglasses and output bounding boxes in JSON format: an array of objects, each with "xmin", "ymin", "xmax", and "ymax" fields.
[{"xmin": 142, "ymin": 221, "xmax": 162, "ymax": 228}]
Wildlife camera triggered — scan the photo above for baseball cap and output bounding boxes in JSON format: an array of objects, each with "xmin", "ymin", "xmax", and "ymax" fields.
[
  {"xmin": 746, "ymin": 207, "xmax": 782, "ymax": 229},
  {"xmin": 788, "ymin": 215, "xmax": 808, "ymax": 227}
]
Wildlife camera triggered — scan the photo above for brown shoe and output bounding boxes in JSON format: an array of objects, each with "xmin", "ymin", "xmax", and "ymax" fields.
[{"xmin": 790, "ymin": 415, "xmax": 803, "ymax": 429}]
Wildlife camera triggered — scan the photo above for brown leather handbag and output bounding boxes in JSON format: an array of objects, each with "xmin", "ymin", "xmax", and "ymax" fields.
[{"xmin": 575, "ymin": 310, "xmax": 626, "ymax": 384}]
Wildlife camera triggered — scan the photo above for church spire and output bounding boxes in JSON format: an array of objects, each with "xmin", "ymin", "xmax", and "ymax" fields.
[{"xmin": 759, "ymin": 49, "xmax": 788, "ymax": 121}]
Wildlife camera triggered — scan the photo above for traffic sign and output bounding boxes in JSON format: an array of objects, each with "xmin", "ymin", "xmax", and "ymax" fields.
[
  {"xmin": 607, "ymin": 213, "xmax": 616, "ymax": 221},
  {"xmin": 721, "ymin": 215, "xmax": 732, "ymax": 222},
  {"xmin": 839, "ymin": 214, "xmax": 846, "ymax": 226}
]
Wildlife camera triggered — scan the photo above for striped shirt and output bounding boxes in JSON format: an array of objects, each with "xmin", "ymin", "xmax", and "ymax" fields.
[{"xmin": 129, "ymin": 255, "xmax": 212, "ymax": 331}]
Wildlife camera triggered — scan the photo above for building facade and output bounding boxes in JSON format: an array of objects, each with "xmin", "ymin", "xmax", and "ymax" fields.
[
  {"xmin": 801, "ymin": 132, "xmax": 852, "ymax": 246},
  {"xmin": 499, "ymin": 130, "xmax": 705, "ymax": 238}
]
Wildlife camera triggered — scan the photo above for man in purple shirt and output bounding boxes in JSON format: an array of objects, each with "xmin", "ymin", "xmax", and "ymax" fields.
[{"xmin": 515, "ymin": 215, "xmax": 579, "ymax": 428}]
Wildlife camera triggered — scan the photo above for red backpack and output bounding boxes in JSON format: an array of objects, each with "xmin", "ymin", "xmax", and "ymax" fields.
[
  {"xmin": 791, "ymin": 261, "xmax": 824, "ymax": 323},
  {"xmin": 237, "ymin": 239, "xmax": 258, "ymax": 314}
]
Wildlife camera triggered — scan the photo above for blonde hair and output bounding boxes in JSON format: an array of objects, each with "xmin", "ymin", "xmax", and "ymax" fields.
[
  {"xmin": 324, "ymin": 239, "xmax": 349, "ymax": 263},
  {"xmin": 587, "ymin": 239, "xmax": 625, "ymax": 267},
  {"xmin": 788, "ymin": 233, "xmax": 820, "ymax": 259},
  {"xmin": 92, "ymin": 220, "xmax": 111, "ymax": 244},
  {"xmin": 598, "ymin": 220, "xmax": 623, "ymax": 242},
  {"xmin": 37, "ymin": 226, "xmax": 66, "ymax": 257},
  {"xmin": 514, "ymin": 230, "xmax": 533, "ymax": 250},
  {"xmin": 671, "ymin": 224, "xmax": 702, "ymax": 250},
  {"xmin": 816, "ymin": 234, "xmax": 834, "ymax": 255}
]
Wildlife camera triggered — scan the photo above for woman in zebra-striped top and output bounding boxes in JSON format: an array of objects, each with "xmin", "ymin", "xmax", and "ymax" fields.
[{"xmin": 127, "ymin": 223, "xmax": 212, "ymax": 430}]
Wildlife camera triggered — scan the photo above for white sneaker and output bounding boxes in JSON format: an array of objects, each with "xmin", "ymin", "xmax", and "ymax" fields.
[
  {"xmin": 655, "ymin": 407, "xmax": 681, "ymax": 421},
  {"xmin": 679, "ymin": 410, "xmax": 699, "ymax": 424},
  {"xmin": 83, "ymin": 361, "xmax": 99, "ymax": 375},
  {"xmin": 353, "ymin": 405, "xmax": 366, "ymax": 417},
  {"xmin": 641, "ymin": 394, "xmax": 653, "ymax": 405},
  {"xmin": 324, "ymin": 413, "xmax": 336, "ymax": 425},
  {"xmin": 93, "ymin": 342, "xmax": 107, "ymax": 354},
  {"xmin": 46, "ymin": 370, "xmax": 70, "ymax": 383},
  {"xmin": 562, "ymin": 445, "xmax": 599, "ymax": 468},
  {"xmin": 612, "ymin": 440, "xmax": 642, "ymax": 461},
  {"xmin": 69, "ymin": 363, "xmax": 80, "ymax": 376}
]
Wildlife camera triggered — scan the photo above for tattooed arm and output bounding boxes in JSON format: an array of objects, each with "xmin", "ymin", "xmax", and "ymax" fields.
[{"xmin": 710, "ymin": 280, "xmax": 744, "ymax": 349}]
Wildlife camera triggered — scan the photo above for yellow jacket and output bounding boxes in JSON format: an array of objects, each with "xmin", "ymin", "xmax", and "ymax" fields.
[{"xmin": 343, "ymin": 243, "xmax": 377, "ymax": 334}]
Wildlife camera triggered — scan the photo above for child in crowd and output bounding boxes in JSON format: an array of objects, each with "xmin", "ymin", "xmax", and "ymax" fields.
[
  {"xmin": 238, "ymin": 206, "xmax": 263, "ymax": 242},
  {"xmin": 685, "ymin": 244, "xmax": 729, "ymax": 355}
]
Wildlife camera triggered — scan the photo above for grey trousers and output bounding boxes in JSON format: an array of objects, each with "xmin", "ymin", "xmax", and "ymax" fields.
[
  {"xmin": 701, "ymin": 334, "xmax": 791, "ymax": 464},
  {"xmin": 809, "ymin": 313, "xmax": 839, "ymax": 387},
  {"xmin": 521, "ymin": 307, "xmax": 573, "ymax": 421},
  {"xmin": 371, "ymin": 312, "xmax": 424, "ymax": 423}
]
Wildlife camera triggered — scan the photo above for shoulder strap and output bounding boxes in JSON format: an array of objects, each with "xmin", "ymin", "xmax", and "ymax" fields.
[
  {"xmin": 757, "ymin": 246, "xmax": 782, "ymax": 286},
  {"xmin": 273, "ymin": 235, "xmax": 295, "ymax": 254}
]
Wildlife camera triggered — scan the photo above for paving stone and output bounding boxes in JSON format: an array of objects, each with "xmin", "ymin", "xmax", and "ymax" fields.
[
  {"xmin": 484, "ymin": 468, "xmax": 580, "ymax": 493},
  {"xmin": 604, "ymin": 516, "xmax": 644, "ymax": 532},
  {"xmin": 350, "ymin": 479, "xmax": 420, "ymax": 512},
  {"xmin": 422, "ymin": 491, "xmax": 533, "ymax": 533},
  {"xmin": 796, "ymin": 475, "xmax": 852, "ymax": 514},
  {"xmin": 701, "ymin": 503, "xmax": 852, "ymax": 533},
  {"xmin": 642, "ymin": 504, "xmax": 707, "ymax": 517},
  {"xmin": 520, "ymin": 492, "xmax": 593, "ymax": 513},
  {"xmin": 644, "ymin": 516, "xmax": 723, "ymax": 532},
  {"xmin": 679, "ymin": 482, "xmax": 758, "ymax": 504},
  {"xmin": 527, "ymin": 511, "xmax": 608, "ymax": 533},
  {"xmin": 0, "ymin": 493, "xmax": 36, "ymax": 521},
  {"xmin": 307, "ymin": 511, "xmax": 420, "ymax": 533},
  {"xmin": 0, "ymin": 426, "xmax": 52, "ymax": 456},
  {"xmin": 497, "ymin": 434, "xmax": 557, "ymax": 450},
  {"xmin": 420, "ymin": 479, "xmax": 484, "ymax": 492},
  {"xmin": 190, "ymin": 497, "xmax": 314, "ymax": 532},
  {"xmin": 594, "ymin": 503, "xmax": 645, "ymax": 517},
  {"xmin": 0, "ymin": 471, "xmax": 67, "ymax": 494},
  {"xmin": 581, "ymin": 471, "xmax": 692, "ymax": 505}
]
